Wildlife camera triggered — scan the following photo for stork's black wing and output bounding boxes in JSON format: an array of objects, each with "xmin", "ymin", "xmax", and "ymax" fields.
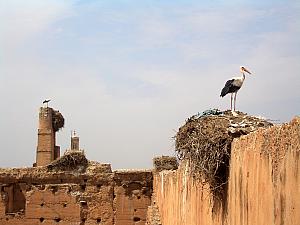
[{"xmin": 220, "ymin": 79, "xmax": 240, "ymax": 97}]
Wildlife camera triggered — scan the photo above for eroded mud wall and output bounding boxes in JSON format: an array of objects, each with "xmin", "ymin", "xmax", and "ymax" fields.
[
  {"xmin": 0, "ymin": 167, "xmax": 153, "ymax": 225},
  {"xmin": 228, "ymin": 117, "xmax": 300, "ymax": 225},
  {"xmin": 152, "ymin": 117, "xmax": 300, "ymax": 225},
  {"xmin": 153, "ymin": 164, "xmax": 225, "ymax": 225},
  {"xmin": 0, "ymin": 166, "xmax": 114, "ymax": 225},
  {"xmin": 114, "ymin": 170, "xmax": 152, "ymax": 225}
]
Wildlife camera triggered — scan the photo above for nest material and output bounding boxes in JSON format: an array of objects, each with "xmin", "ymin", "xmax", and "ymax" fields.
[
  {"xmin": 175, "ymin": 110, "xmax": 273, "ymax": 190},
  {"xmin": 153, "ymin": 156, "xmax": 178, "ymax": 172},
  {"xmin": 52, "ymin": 110, "xmax": 64, "ymax": 132},
  {"xmin": 47, "ymin": 151, "xmax": 88, "ymax": 172}
]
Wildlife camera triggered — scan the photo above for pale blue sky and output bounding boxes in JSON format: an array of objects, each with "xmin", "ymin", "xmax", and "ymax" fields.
[{"xmin": 0, "ymin": 0, "xmax": 299, "ymax": 169}]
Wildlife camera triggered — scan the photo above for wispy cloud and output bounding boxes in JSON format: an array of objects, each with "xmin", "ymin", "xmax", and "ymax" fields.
[{"xmin": 0, "ymin": 0, "xmax": 74, "ymax": 50}]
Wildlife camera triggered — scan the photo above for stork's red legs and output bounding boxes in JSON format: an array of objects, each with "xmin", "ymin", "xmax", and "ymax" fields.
[
  {"xmin": 230, "ymin": 93, "xmax": 233, "ymax": 111},
  {"xmin": 234, "ymin": 92, "xmax": 237, "ymax": 111}
]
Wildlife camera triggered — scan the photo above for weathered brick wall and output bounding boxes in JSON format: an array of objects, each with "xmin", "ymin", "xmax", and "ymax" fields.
[
  {"xmin": 0, "ymin": 166, "xmax": 153, "ymax": 225},
  {"xmin": 150, "ymin": 117, "xmax": 300, "ymax": 225},
  {"xmin": 114, "ymin": 170, "xmax": 152, "ymax": 225}
]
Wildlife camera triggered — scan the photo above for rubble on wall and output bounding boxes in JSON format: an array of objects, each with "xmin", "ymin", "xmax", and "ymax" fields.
[
  {"xmin": 146, "ymin": 205, "xmax": 162, "ymax": 225},
  {"xmin": 146, "ymin": 192, "xmax": 162, "ymax": 225}
]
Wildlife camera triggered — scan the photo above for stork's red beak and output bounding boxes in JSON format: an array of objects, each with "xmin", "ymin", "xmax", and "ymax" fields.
[{"xmin": 243, "ymin": 67, "xmax": 252, "ymax": 74}]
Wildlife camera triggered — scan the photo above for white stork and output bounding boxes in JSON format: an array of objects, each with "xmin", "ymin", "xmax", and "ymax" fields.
[
  {"xmin": 220, "ymin": 66, "xmax": 252, "ymax": 112},
  {"xmin": 43, "ymin": 99, "xmax": 51, "ymax": 108}
]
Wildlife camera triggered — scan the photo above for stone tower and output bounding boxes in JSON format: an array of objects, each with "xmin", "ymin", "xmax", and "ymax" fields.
[
  {"xmin": 71, "ymin": 131, "xmax": 80, "ymax": 151},
  {"xmin": 35, "ymin": 106, "xmax": 64, "ymax": 166}
]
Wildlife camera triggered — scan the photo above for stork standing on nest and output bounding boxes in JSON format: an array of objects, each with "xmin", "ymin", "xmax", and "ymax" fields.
[{"xmin": 220, "ymin": 66, "xmax": 252, "ymax": 112}]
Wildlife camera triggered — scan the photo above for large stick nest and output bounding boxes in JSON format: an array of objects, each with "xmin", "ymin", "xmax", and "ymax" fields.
[
  {"xmin": 47, "ymin": 151, "xmax": 88, "ymax": 172},
  {"xmin": 52, "ymin": 109, "xmax": 64, "ymax": 132},
  {"xmin": 175, "ymin": 109, "xmax": 273, "ymax": 190}
]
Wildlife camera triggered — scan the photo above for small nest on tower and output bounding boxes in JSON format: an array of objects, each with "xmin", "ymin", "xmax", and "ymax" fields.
[
  {"xmin": 52, "ymin": 110, "xmax": 64, "ymax": 132},
  {"xmin": 175, "ymin": 109, "xmax": 273, "ymax": 192},
  {"xmin": 47, "ymin": 151, "xmax": 88, "ymax": 172}
]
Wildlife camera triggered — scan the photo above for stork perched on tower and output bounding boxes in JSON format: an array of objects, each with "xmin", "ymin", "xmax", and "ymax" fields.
[
  {"xmin": 220, "ymin": 66, "xmax": 252, "ymax": 112},
  {"xmin": 43, "ymin": 99, "xmax": 51, "ymax": 108}
]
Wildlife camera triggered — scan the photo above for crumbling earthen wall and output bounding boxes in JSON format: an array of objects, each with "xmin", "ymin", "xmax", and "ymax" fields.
[
  {"xmin": 228, "ymin": 117, "xmax": 300, "ymax": 225},
  {"xmin": 114, "ymin": 170, "xmax": 152, "ymax": 225},
  {"xmin": 152, "ymin": 163, "xmax": 224, "ymax": 225},
  {"xmin": 151, "ymin": 117, "xmax": 300, "ymax": 225},
  {"xmin": 0, "ymin": 166, "xmax": 152, "ymax": 225}
]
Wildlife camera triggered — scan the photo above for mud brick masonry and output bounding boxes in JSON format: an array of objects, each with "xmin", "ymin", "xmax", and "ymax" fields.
[{"xmin": 0, "ymin": 166, "xmax": 153, "ymax": 225}]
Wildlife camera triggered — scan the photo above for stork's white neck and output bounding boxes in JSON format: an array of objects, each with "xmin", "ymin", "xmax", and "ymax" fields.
[{"xmin": 240, "ymin": 72, "xmax": 246, "ymax": 82}]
